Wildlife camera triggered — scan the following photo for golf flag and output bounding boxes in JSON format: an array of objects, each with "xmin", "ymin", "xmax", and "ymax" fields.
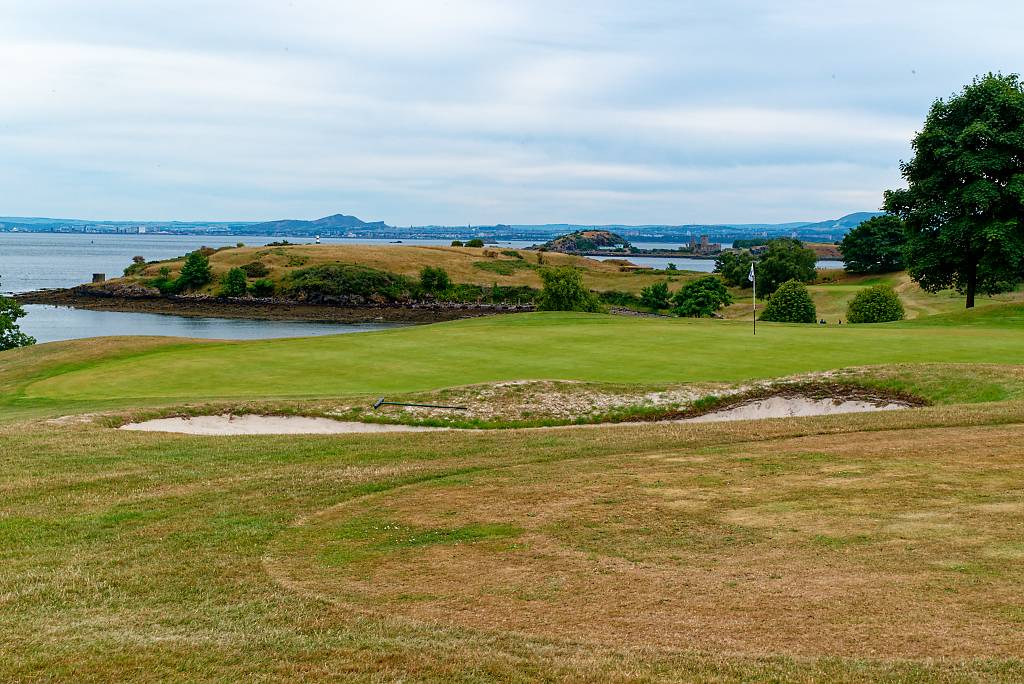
[{"xmin": 750, "ymin": 262, "xmax": 756, "ymax": 335}]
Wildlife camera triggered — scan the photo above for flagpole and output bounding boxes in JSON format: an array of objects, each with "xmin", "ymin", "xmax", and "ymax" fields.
[{"xmin": 750, "ymin": 263, "xmax": 756, "ymax": 336}]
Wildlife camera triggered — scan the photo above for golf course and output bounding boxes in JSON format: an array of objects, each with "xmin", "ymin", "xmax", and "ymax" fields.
[{"xmin": 2, "ymin": 304, "xmax": 1024, "ymax": 681}]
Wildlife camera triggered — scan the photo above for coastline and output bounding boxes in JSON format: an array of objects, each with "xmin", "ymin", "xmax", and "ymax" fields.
[{"xmin": 16, "ymin": 287, "xmax": 535, "ymax": 324}]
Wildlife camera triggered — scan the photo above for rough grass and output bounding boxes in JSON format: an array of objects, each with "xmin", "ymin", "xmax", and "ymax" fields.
[
  {"xmin": 121, "ymin": 243, "xmax": 691, "ymax": 295},
  {"xmin": 2, "ymin": 402, "xmax": 1024, "ymax": 680}
]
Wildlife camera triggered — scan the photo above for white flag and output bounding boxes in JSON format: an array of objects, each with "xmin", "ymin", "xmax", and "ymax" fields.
[{"xmin": 748, "ymin": 262, "xmax": 755, "ymax": 283}]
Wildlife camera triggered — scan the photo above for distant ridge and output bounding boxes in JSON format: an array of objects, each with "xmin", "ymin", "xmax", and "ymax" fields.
[
  {"xmin": 0, "ymin": 211, "xmax": 881, "ymax": 240},
  {"xmin": 237, "ymin": 213, "xmax": 389, "ymax": 235}
]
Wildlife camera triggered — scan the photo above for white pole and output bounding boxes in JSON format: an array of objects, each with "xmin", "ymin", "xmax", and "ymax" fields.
[{"xmin": 750, "ymin": 262, "xmax": 756, "ymax": 336}]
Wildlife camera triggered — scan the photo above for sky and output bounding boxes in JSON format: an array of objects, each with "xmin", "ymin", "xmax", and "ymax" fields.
[{"xmin": 1, "ymin": 1, "xmax": 1022, "ymax": 225}]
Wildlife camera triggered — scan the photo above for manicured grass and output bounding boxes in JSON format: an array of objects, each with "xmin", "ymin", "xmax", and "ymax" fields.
[{"xmin": 11, "ymin": 310, "xmax": 1024, "ymax": 407}]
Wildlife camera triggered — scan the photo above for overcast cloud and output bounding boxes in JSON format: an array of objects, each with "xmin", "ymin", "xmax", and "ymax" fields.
[{"xmin": 1, "ymin": 0, "xmax": 1021, "ymax": 224}]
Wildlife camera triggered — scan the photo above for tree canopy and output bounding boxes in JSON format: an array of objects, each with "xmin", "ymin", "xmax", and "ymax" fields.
[
  {"xmin": 884, "ymin": 73, "xmax": 1024, "ymax": 308},
  {"xmin": 671, "ymin": 276, "xmax": 732, "ymax": 317},
  {"xmin": 714, "ymin": 250, "xmax": 754, "ymax": 288},
  {"xmin": 754, "ymin": 238, "xmax": 817, "ymax": 298},
  {"xmin": 839, "ymin": 215, "xmax": 907, "ymax": 274},
  {"xmin": 0, "ymin": 277, "xmax": 36, "ymax": 351},
  {"xmin": 176, "ymin": 250, "xmax": 213, "ymax": 292}
]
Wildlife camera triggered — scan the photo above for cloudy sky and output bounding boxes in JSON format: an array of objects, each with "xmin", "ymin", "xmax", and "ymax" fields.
[{"xmin": 1, "ymin": 1, "xmax": 1021, "ymax": 225}]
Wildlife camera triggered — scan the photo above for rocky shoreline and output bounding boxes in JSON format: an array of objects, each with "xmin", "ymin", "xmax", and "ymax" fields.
[{"xmin": 16, "ymin": 286, "xmax": 537, "ymax": 324}]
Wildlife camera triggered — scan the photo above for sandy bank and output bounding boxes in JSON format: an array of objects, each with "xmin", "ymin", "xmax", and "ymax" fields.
[
  {"xmin": 118, "ymin": 396, "xmax": 910, "ymax": 435},
  {"xmin": 684, "ymin": 396, "xmax": 908, "ymax": 423},
  {"xmin": 120, "ymin": 414, "xmax": 447, "ymax": 435}
]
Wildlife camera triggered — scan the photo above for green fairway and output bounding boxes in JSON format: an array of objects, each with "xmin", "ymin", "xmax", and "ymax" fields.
[{"xmin": 15, "ymin": 308, "xmax": 1024, "ymax": 405}]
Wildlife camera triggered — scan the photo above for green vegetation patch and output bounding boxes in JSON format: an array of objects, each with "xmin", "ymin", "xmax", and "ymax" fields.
[
  {"xmin": 321, "ymin": 514, "xmax": 523, "ymax": 567},
  {"xmin": 473, "ymin": 259, "xmax": 533, "ymax": 275}
]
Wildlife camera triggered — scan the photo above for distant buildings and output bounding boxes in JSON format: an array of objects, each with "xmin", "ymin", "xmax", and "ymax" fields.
[{"xmin": 688, "ymin": 235, "xmax": 721, "ymax": 255}]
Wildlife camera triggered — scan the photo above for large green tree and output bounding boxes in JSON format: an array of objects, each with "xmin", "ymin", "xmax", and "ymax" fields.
[
  {"xmin": 839, "ymin": 215, "xmax": 906, "ymax": 274},
  {"xmin": 714, "ymin": 250, "xmax": 754, "ymax": 288},
  {"xmin": 884, "ymin": 73, "xmax": 1024, "ymax": 308},
  {"xmin": 755, "ymin": 238, "xmax": 817, "ymax": 298},
  {"xmin": 0, "ymin": 277, "xmax": 36, "ymax": 351}
]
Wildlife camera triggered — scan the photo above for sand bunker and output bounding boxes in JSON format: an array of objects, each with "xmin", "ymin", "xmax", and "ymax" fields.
[
  {"xmin": 685, "ymin": 396, "xmax": 908, "ymax": 423},
  {"xmin": 120, "ymin": 414, "xmax": 446, "ymax": 435}
]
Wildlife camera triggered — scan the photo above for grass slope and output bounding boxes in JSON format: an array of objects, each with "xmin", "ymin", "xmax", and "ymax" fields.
[
  {"xmin": 121, "ymin": 243, "xmax": 689, "ymax": 294},
  {"xmin": 12, "ymin": 310, "xmax": 1024, "ymax": 407}
]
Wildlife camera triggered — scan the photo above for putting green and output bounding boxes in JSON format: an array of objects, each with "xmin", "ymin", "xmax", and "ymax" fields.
[{"xmin": 21, "ymin": 310, "xmax": 1024, "ymax": 402}]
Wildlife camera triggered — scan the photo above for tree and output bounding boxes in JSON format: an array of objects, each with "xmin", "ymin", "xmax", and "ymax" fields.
[
  {"xmin": 755, "ymin": 238, "xmax": 817, "ymax": 298},
  {"xmin": 0, "ymin": 277, "xmax": 35, "ymax": 351},
  {"xmin": 465, "ymin": 238, "xmax": 485, "ymax": 247},
  {"xmin": 639, "ymin": 281, "xmax": 671, "ymax": 310},
  {"xmin": 535, "ymin": 267, "xmax": 600, "ymax": 312},
  {"xmin": 175, "ymin": 250, "xmax": 213, "ymax": 291},
  {"xmin": 839, "ymin": 215, "xmax": 907, "ymax": 274},
  {"xmin": 419, "ymin": 266, "xmax": 451, "ymax": 293},
  {"xmin": 450, "ymin": 240, "xmax": 464, "ymax": 247},
  {"xmin": 671, "ymin": 276, "xmax": 732, "ymax": 317},
  {"xmin": 714, "ymin": 250, "xmax": 754, "ymax": 288},
  {"xmin": 759, "ymin": 280, "xmax": 816, "ymax": 323},
  {"xmin": 884, "ymin": 73, "xmax": 1024, "ymax": 308},
  {"xmin": 846, "ymin": 285, "xmax": 905, "ymax": 323},
  {"xmin": 218, "ymin": 267, "xmax": 248, "ymax": 298}
]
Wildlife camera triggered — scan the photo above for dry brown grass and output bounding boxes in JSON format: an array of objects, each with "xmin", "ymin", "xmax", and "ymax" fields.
[
  {"xmin": 265, "ymin": 411, "xmax": 1024, "ymax": 662},
  {"xmin": 2, "ymin": 399, "xmax": 1024, "ymax": 680},
  {"xmin": 133, "ymin": 243, "xmax": 689, "ymax": 294}
]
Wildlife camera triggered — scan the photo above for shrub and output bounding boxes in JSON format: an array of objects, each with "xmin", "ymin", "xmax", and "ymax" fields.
[
  {"xmin": 240, "ymin": 261, "xmax": 269, "ymax": 278},
  {"xmin": 419, "ymin": 266, "xmax": 451, "ymax": 293},
  {"xmin": 759, "ymin": 280, "xmax": 817, "ymax": 323},
  {"xmin": 450, "ymin": 240, "xmax": 464, "ymax": 247},
  {"xmin": 175, "ymin": 250, "xmax": 213, "ymax": 291},
  {"xmin": 666, "ymin": 262, "xmax": 678, "ymax": 271},
  {"xmin": 671, "ymin": 276, "xmax": 732, "ymax": 317},
  {"xmin": 123, "ymin": 255, "xmax": 149, "ymax": 277},
  {"xmin": 249, "ymin": 278, "xmax": 276, "ymax": 297},
  {"xmin": 285, "ymin": 263, "xmax": 411, "ymax": 301},
  {"xmin": 218, "ymin": 267, "xmax": 248, "ymax": 298},
  {"xmin": 535, "ymin": 267, "xmax": 600, "ymax": 312},
  {"xmin": 846, "ymin": 284, "xmax": 905, "ymax": 323},
  {"xmin": 501, "ymin": 250, "xmax": 524, "ymax": 259},
  {"xmin": 598, "ymin": 290, "xmax": 640, "ymax": 307},
  {"xmin": 639, "ymin": 281, "xmax": 671, "ymax": 310},
  {"xmin": 146, "ymin": 266, "xmax": 176, "ymax": 294},
  {"xmin": 465, "ymin": 238, "xmax": 485, "ymax": 247}
]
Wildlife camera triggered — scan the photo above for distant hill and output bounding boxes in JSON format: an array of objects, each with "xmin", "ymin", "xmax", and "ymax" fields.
[
  {"xmin": 238, "ymin": 214, "xmax": 389, "ymax": 235},
  {"xmin": 794, "ymin": 212, "xmax": 883, "ymax": 234},
  {"xmin": 540, "ymin": 230, "xmax": 631, "ymax": 252}
]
